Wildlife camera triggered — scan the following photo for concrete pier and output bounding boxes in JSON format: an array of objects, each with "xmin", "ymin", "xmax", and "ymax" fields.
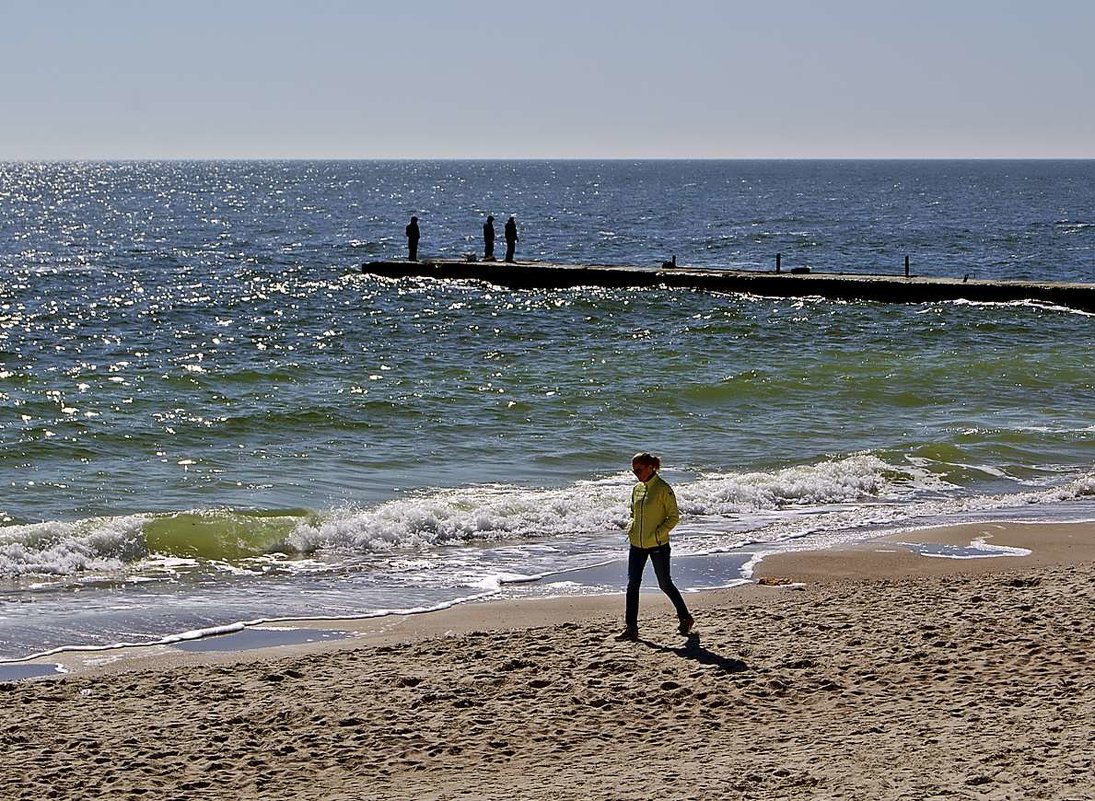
[{"xmin": 361, "ymin": 260, "xmax": 1095, "ymax": 314}]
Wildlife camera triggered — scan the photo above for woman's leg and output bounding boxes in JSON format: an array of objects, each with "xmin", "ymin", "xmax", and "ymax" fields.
[
  {"xmin": 650, "ymin": 544, "xmax": 690, "ymax": 621},
  {"xmin": 625, "ymin": 546, "xmax": 649, "ymax": 629}
]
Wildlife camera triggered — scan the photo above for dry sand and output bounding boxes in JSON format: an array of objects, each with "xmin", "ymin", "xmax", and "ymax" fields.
[{"xmin": 2, "ymin": 521, "xmax": 1093, "ymax": 800}]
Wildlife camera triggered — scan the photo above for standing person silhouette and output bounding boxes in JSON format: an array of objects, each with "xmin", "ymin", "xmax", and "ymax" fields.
[
  {"xmin": 405, "ymin": 216, "xmax": 420, "ymax": 261},
  {"xmin": 504, "ymin": 215, "xmax": 518, "ymax": 263},
  {"xmin": 483, "ymin": 215, "xmax": 496, "ymax": 261},
  {"xmin": 618, "ymin": 452, "xmax": 694, "ymax": 641}
]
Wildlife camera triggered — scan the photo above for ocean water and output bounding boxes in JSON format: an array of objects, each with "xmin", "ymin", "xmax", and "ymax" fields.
[{"xmin": 1, "ymin": 160, "xmax": 1093, "ymax": 661}]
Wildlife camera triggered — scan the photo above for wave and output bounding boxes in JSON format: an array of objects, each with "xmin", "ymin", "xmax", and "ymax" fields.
[
  {"xmin": 0, "ymin": 516, "xmax": 149, "ymax": 576},
  {"xmin": 0, "ymin": 509, "xmax": 310, "ymax": 578},
  {"xmin": 1054, "ymin": 220, "xmax": 1093, "ymax": 233},
  {"xmin": 142, "ymin": 508, "xmax": 313, "ymax": 559},
  {"xmin": 3, "ymin": 458, "xmax": 1091, "ymax": 579},
  {"xmin": 288, "ymin": 455, "xmax": 915, "ymax": 556},
  {"xmin": 681, "ymin": 455, "xmax": 905, "ymax": 513},
  {"xmin": 946, "ymin": 298, "xmax": 1095, "ymax": 317}
]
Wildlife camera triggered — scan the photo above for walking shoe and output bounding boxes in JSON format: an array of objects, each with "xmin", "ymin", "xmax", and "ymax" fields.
[
  {"xmin": 678, "ymin": 615, "xmax": 695, "ymax": 636},
  {"xmin": 615, "ymin": 626, "xmax": 639, "ymax": 642}
]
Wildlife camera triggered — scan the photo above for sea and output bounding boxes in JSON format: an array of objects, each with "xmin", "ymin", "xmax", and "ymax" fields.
[{"xmin": 1, "ymin": 159, "xmax": 1093, "ymax": 663}]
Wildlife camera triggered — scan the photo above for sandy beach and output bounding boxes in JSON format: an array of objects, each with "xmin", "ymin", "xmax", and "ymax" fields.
[{"xmin": 2, "ymin": 521, "xmax": 1093, "ymax": 800}]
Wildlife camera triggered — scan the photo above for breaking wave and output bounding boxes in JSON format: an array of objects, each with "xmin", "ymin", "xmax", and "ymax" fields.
[{"xmin": 3, "ymin": 456, "xmax": 1091, "ymax": 579}]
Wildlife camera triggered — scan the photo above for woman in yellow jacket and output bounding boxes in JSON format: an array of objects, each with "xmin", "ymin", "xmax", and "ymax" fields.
[{"xmin": 619, "ymin": 452, "xmax": 694, "ymax": 641}]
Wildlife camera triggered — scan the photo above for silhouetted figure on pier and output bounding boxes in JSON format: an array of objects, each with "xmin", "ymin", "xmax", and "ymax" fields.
[
  {"xmin": 504, "ymin": 215, "xmax": 518, "ymax": 263},
  {"xmin": 405, "ymin": 216, "xmax": 420, "ymax": 261},
  {"xmin": 483, "ymin": 215, "xmax": 496, "ymax": 261}
]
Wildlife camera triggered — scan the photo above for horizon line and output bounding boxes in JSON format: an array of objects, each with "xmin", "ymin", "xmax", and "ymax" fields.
[{"xmin": 3, "ymin": 155, "xmax": 1095, "ymax": 163}]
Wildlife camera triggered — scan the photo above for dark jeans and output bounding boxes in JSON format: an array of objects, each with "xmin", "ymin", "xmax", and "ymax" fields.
[
  {"xmin": 625, "ymin": 543, "xmax": 690, "ymax": 628},
  {"xmin": 504, "ymin": 241, "xmax": 516, "ymax": 262},
  {"xmin": 408, "ymin": 241, "xmax": 418, "ymax": 261}
]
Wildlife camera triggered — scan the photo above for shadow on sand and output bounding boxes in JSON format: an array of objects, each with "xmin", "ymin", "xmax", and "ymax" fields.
[{"xmin": 641, "ymin": 633, "xmax": 748, "ymax": 674}]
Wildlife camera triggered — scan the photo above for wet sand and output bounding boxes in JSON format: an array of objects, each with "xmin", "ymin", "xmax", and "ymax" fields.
[{"xmin": 2, "ymin": 520, "xmax": 1093, "ymax": 800}]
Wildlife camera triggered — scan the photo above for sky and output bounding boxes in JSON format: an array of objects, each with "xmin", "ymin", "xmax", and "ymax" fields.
[{"xmin": 2, "ymin": 0, "xmax": 1093, "ymax": 159}]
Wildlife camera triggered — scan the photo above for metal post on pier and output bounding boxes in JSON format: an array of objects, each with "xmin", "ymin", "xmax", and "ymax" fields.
[
  {"xmin": 776, "ymin": 253, "xmax": 782, "ymax": 273},
  {"xmin": 904, "ymin": 255, "xmax": 910, "ymax": 278}
]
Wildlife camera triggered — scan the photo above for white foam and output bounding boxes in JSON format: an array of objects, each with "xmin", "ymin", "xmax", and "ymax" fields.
[
  {"xmin": 947, "ymin": 297, "xmax": 1095, "ymax": 317},
  {"xmin": 681, "ymin": 454, "xmax": 899, "ymax": 514},
  {"xmin": 921, "ymin": 536, "xmax": 1032, "ymax": 559},
  {"xmin": 0, "ymin": 515, "xmax": 150, "ymax": 576},
  {"xmin": 3, "ymin": 463, "xmax": 1090, "ymax": 579},
  {"xmin": 288, "ymin": 478, "xmax": 631, "ymax": 555},
  {"xmin": 289, "ymin": 455, "xmax": 909, "ymax": 557},
  {"xmin": 0, "ymin": 589, "xmax": 504, "ymax": 666}
]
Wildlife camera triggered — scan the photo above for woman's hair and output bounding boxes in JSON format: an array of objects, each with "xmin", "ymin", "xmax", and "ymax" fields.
[{"xmin": 631, "ymin": 452, "xmax": 661, "ymax": 471}]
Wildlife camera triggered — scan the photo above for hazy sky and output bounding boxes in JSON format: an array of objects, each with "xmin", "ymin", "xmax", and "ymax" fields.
[{"xmin": 3, "ymin": 0, "xmax": 1093, "ymax": 159}]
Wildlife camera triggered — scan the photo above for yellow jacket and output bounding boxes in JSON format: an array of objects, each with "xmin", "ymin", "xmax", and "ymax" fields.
[{"xmin": 626, "ymin": 473, "xmax": 680, "ymax": 548}]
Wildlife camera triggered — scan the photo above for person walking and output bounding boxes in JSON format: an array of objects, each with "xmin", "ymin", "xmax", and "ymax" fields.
[
  {"xmin": 504, "ymin": 215, "xmax": 518, "ymax": 263},
  {"xmin": 618, "ymin": 451, "xmax": 694, "ymax": 641},
  {"xmin": 483, "ymin": 215, "xmax": 496, "ymax": 261},
  {"xmin": 405, "ymin": 216, "xmax": 420, "ymax": 261}
]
